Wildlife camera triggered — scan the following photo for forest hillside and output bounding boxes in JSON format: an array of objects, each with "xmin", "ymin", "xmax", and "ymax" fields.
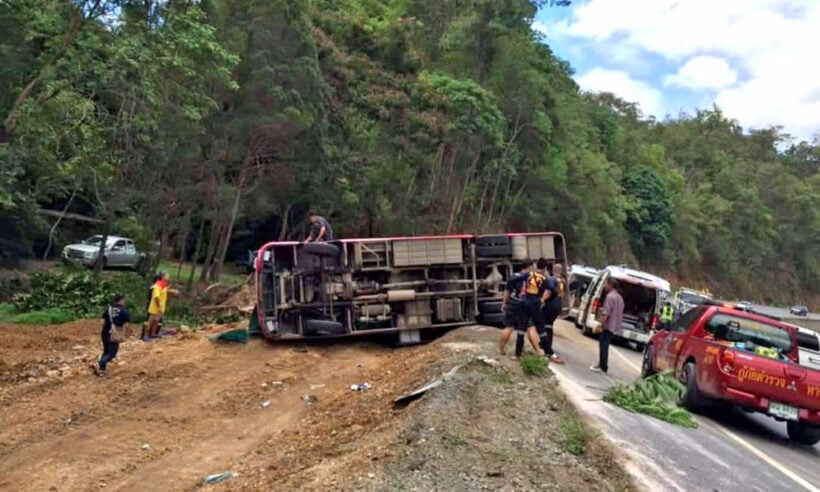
[{"xmin": 1, "ymin": 0, "xmax": 818, "ymax": 302}]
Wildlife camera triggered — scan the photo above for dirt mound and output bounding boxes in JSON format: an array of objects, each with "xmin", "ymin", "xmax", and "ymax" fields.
[
  {"xmin": 0, "ymin": 322, "xmax": 633, "ymax": 491},
  {"xmin": 201, "ymin": 276, "xmax": 256, "ymax": 313}
]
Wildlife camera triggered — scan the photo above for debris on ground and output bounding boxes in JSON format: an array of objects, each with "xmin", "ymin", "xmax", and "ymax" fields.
[
  {"xmin": 210, "ymin": 328, "xmax": 249, "ymax": 344},
  {"xmin": 350, "ymin": 383, "xmax": 372, "ymax": 391},
  {"xmin": 260, "ymin": 400, "xmax": 271, "ymax": 409},
  {"xmin": 604, "ymin": 370, "xmax": 698, "ymax": 428},
  {"xmin": 203, "ymin": 472, "xmax": 235, "ymax": 485},
  {"xmin": 476, "ymin": 355, "xmax": 501, "ymax": 367},
  {"xmin": 201, "ymin": 276, "xmax": 256, "ymax": 314},
  {"xmin": 394, "ymin": 364, "xmax": 463, "ymax": 407}
]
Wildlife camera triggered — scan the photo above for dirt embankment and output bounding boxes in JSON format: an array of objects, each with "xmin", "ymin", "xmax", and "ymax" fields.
[{"xmin": 0, "ymin": 321, "xmax": 633, "ymax": 491}]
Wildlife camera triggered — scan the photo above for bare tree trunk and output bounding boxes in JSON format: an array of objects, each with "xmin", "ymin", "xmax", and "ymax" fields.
[
  {"xmin": 278, "ymin": 204, "xmax": 293, "ymax": 241},
  {"xmin": 486, "ymin": 170, "xmax": 510, "ymax": 229},
  {"xmin": 474, "ymin": 174, "xmax": 491, "ymax": 231},
  {"xmin": 200, "ymin": 220, "xmax": 219, "ymax": 282},
  {"xmin": 154, "ymin": 228, "xmax": 167, "ymax": 274},
  {"xmin": 43, "ymin": 187, "xmax": 77, "ymax": 262},
  {"xmin": 187, "ymin": 219, "xmax": 206, "ymax": 292},
  {"xmin": 496, "ymin": 175, "xmax": 516, "ymax": 227},
  {"xmin": 176, "ymin": 221, "xmax": 190, "ymax": 280},
  {"xmin": 212, "ymin": 189, "xmax": 242, "ymax": 281},
  {"xmin": 93, "ymin": 222, "xmax": 110, "ymax": 274},
  {"xmin": 447, "ymin": 153, "xmax": 480, "ymax": 233}
]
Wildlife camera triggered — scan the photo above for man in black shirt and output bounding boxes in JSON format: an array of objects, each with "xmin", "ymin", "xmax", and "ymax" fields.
[
  {"xmin": 92, "ymin": 294, "xmax": 130, "ymax": 377},
  {"xmin": 304, "ymin": 211, "xmax": 334, "ymax": 243},
  {"xmin": 498, "ymin": 261, "xmax": 533, "ymax": 358},
  {"xmin": 539, "ymin": 259, "xmax": 565, "ymax": 364}
]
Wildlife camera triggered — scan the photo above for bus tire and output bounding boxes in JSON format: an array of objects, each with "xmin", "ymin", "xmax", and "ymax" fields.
[
  {"xmin": 303, "ymin": 319, "xmax": 346, "ymax": 336},
  {"xmin": 303, "ymin": 242, "xmax": 340, "ymax": 258},
  {"xmin": 478, "ymin": 300, "xmax": 504, "ymax": 314}
]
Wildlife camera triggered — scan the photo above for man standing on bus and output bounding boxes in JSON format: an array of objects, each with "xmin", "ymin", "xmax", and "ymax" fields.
[{"xmin": 304, "ymin": 211, "xmax": 334, "ymax": 243}]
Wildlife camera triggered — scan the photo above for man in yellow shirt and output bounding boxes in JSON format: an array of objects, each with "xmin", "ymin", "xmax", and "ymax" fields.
[{"xmin": 145, "ymin": 271, "xmax": 177, "ymax": 341}]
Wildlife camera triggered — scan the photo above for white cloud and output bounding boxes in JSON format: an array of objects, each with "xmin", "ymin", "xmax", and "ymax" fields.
[
  {"xmin": 532, "ymin": 20, "xmax": 549, "ymax": 36},
  {"xmin": 664, "ymin": 56, "xmax": 738, "ymax": 90},
  {"xmin": 576, "ymin": 68, "xmax": 663, "ymax": 117},
  {"xmin": 545, "ymin": 0, "xmax": 820, "ymax": 139}
]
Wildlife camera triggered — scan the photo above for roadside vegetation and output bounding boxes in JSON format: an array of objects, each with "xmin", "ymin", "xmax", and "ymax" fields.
[
  {"xmin": 520, "ymin": 353, "xmax": 549, "ymax": 376},
  {"xmin": 0, "ymin": 1, "xmax": 818, "ymax": 305},
  {"xmin": 556, "ymin": 411, "xmax": 596, "ymax": 456},
  {"xmin": 0, "ymin": 303, "xmax": 76, "ymax": 325},
  {"xmin": 604, "ymin": 371, "xmax": 698, "ymax": 429},
  {"xmin": 0, "ymin": 264, "xmax": 247, "ymax": 327}
]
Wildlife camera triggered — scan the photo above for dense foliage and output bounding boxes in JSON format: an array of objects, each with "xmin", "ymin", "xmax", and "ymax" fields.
[
  {"xmin": 1, "ymin": 0, "xmax": 818, "ymax": 302},
  {"xmin": 12, "ymin": 268, "xmax": 149, "ymax": 319}
]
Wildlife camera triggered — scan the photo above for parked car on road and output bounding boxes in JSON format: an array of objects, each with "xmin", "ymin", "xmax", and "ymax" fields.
[
  {"xmin": 565, "ymin": 264, "xmax": 598, "ymax": 321},
  {"xmin": 735, "ymin": 300, "xmax": 753, "ymax": 312},
  {"xmin": 576, "ymin": 265, "xmax": 671, "ymax": 350},
  {"xmin": 790, "ymin": 305, "xmax": 809, "ymax": 317},
  {"xmin": 673, "ymin": 287, "xmax": 712, "ymax": 315},
  {"xmin": 642, "ymin": 304, "xmax": 820, "ymax": 445},
  {"xmin": 62, "ymin": 235, "xmax": 143, "ymax": 269}
]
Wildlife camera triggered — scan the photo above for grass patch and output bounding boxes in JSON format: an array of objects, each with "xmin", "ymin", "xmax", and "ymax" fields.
[
  {"xmin": 604, "ymin": 371, "xmax": 698, "ymax": 428},
  {"xmin": 446, "ymin": 431, "xmax": 468, "ymax": 446},
  {"xmin": 493, "ymin": 449, "xmax": 513, "ymax": 462},
  {"xmin": 520, "ymin": 353, "xmax": 549, "ymax": 376},
  {"xmin": 489, "ymin": 370, "xmax": 513, "ymax": 385},
  {"xmin": 557, "ymin": 412, "xmax": 595, "ymax": 456},
  {"xmin": 158, "ymin": 260, "xmax": 247, "ymax": 287},
  {"xmin": 0, "ymin": 304, "xmax": 77, "ymax": 325},
  {"xmin": 0, "ymin": 303, "xmax": 15, "ymax": 318}
]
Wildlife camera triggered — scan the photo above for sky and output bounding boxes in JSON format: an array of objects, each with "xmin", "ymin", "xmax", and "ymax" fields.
[{"xmin": 534, "ymin": 0, "xmax": 820, "ymax": 142}]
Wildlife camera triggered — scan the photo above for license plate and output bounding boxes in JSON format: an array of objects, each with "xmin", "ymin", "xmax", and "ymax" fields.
[{"xmin": 769, "ymin": 401, "xmax": 799, "ymax": 421}]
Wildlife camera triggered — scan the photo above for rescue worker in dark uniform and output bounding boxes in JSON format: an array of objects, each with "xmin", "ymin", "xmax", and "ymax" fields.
[
  {"xmin": 498, "ymin": 260, "xmax": 534, "ymax": 359},
  {"xmin": 514, "ymin": 261, "xmax": 554, "ymax": 358},
  {"xmin": 540, "ymin": 259, "xmax": 565, "ymax": 364}
]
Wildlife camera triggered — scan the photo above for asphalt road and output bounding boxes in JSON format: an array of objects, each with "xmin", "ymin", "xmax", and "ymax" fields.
[
  {"xmin": 716, "ymin": 301, "xmax": 820, "ymax": 323},
  {"xmin": 550, "ymin": 319, "xmax": 820, "ymax": 492}
]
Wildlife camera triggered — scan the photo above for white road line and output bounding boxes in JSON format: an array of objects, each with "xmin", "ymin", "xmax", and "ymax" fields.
[
  {"xmin": 612, "ymin": 347, "xmax": 642, "ymax": 373},
  {"xmin": 599, "ymin": 337, "xmax": 818, "ymax": 492},
  {"xmin": 698, "ymin": 420, "xmax": 820, "ymax": 492}
]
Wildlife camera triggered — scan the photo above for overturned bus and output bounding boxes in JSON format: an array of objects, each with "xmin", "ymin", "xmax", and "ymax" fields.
[{"xmin": 254, "ymin": 232, "xmax": 567, "ymax": 344}]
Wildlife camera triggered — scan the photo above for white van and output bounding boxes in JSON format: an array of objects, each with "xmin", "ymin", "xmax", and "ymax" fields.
[
  {"xmin": 576, "ymin": 266, "xmax": 671, "ymax": 349},
  {"xmin": 565, "ymin": 265, "xmax": 598, "ymax": 321}
]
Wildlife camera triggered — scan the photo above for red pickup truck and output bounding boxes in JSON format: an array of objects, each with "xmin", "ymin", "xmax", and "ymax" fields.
[{"xmin": 641, "ymin": 304, "xmax": 820, "ymax": 445}]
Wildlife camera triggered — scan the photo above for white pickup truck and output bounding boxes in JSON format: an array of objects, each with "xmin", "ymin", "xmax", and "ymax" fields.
[
  {"xmin": 793, "ymin": 325, "xmax": 820, "ymax": 372},
  {"xmin": 62, "ymin": 235, "xmax": 144, "ymax": 269}
]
